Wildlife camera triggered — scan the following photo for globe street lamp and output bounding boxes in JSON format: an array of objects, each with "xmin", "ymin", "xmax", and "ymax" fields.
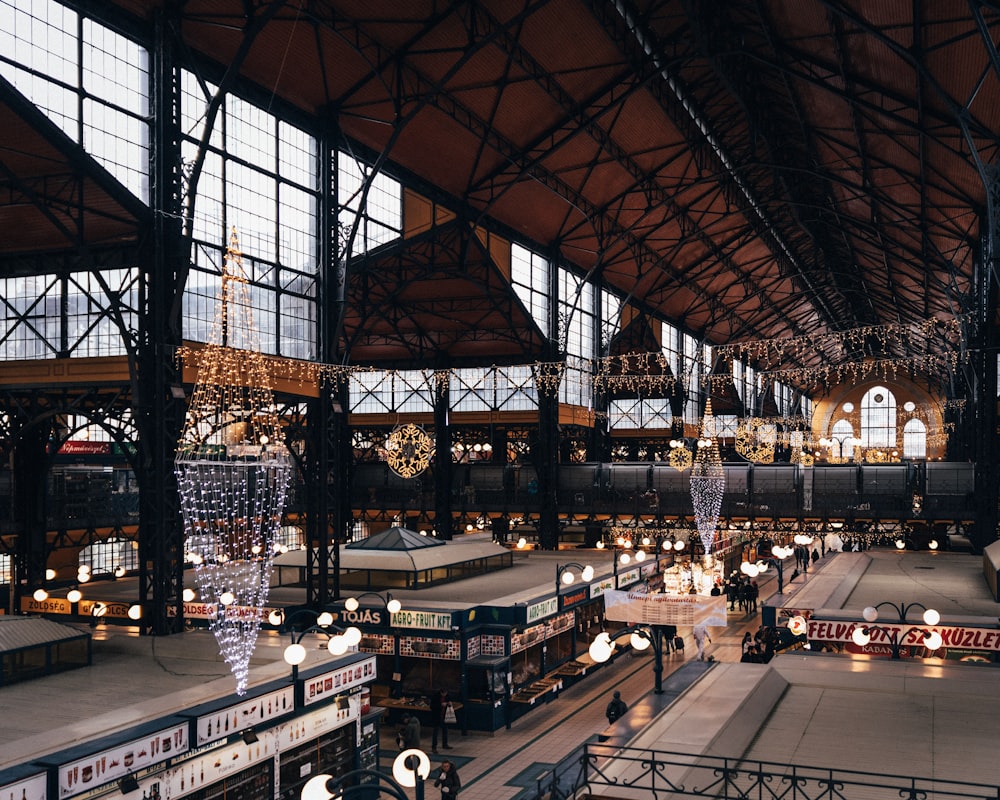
[
  {"xmin": 850, "ymin": 601, "xmax": 942, "ymax": 659},
  {"xmin": 301, "ymin": 749, "xmax": 430, "ymax": 800},
  {"xmin": 556, "ymin": 562, "xmax": 594, "ymax": 598},
  {"xmin": 588, "ymin": 624, "xmax": 668, "ymax": 694},
  {"xmin": 275, "ymin": 608, "xmax": 363, "ymax": 680},
  {"xmin": 344, "ymin": 591, "xmax": 402, "ymax": 615},
  {"xmin": 741, "ymin": 544, "xmax": 792, "ymax": 594}
]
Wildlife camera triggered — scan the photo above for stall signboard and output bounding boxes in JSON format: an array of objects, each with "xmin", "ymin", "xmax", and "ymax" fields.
[
  {"xmin": 389, "ymin": 609, "xmax": 453, "ymax": 631},
  {"xmin": 277, "ymin": 696, "xmax": 360, "ymax": 746},
  {"xmin": 640, "ymin": 562, "xmax": 660, "ymax": 578},
  {"xmin": 1, "ymin": 772, "xmax": 47, "ymax": 800},
  {"xmin": 57, "ymin": 722, "xmax": 189, "ymax": 799},
  {"xmin": 58, "ymin": 441, "xmax": 113, "ymax": 455},
  {"xmin": 20, "ymin": 596, "xmax": 72, "ymax": 615},
  {"xmin": 194, "ymin": 687, "xmax": 295, "ymax": 746},
  {"xmin": 589, "ymin": 576, "xmax": 615, "ymax": 598},
  {"xmin": 603, "ymin": 590, "xmax": 727, "ymax": 627},
  {"xmin": 558, "ymin": 586, "xmax": 589, "ymax": 610},
  {"xmin": 525, "ymin": 597, "xmax": 558, "ymax": 624},
  {"xmin": 302, "ymin": 656, "xmax": 376, "ymax": 707},
  {"xmin": 615, "ymin": 568, "xmax": 641, "ymax": 589},
  {"xmin": 167, "ymin": 603, "xmax": 263, "ymax": 622}
]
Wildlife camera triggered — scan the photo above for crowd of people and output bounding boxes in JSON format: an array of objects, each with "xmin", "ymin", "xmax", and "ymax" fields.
[
  {"xmin": 722, "ymin": 574, "xmax": 760, "ymax": 612},
  {"xmin": 739, "ymin": 625, "xmax": 790, "ymax": 663}
]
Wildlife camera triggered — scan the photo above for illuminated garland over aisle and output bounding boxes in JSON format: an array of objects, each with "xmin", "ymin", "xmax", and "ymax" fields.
[
  {"xmin": 177, "ymin": 315, "xmax": 965, "ymax": 395},
  {"xmin": 174, "ymin": 230, "xmax": 292, "ymax": 695},
  {"xmin": 713, "ymin": 317, "xmax": 965, "ymax": 367}
]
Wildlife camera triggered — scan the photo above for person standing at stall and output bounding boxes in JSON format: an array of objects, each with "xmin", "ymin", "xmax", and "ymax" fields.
[
  {"xmin": 398, "ymin": 713, "xmax": 421, "ymax": 751},
  {"xmin": 430, "ymin": 687, "xmax": 454, "ymax": 752}
]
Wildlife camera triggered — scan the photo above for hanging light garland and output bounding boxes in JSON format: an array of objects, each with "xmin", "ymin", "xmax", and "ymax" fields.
[
  {"xmin": 690, "ymin": 400, "xmax": 725, "ymax": 554},
  {"xmin": 714, "ymin": 317, "xmax": 965, "ymax": 367},
  {"xmin": 174, "ymin": 229, "xmax": 293, "ymax": 695},
  {"xmin": 177, "ymin": 317, "xmax": 966, "ymax": 402}
]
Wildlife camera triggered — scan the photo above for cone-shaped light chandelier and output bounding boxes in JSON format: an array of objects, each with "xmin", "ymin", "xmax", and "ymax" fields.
[
  {"xmin": 174, "ymin": 229, "xmax": 292, "ymax": 694},
  {"xmin": 690, "ymin": 399, "xmax": 725, "ymax": 554}
]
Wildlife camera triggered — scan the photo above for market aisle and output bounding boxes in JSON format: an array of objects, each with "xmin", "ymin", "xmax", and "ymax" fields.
[{"xmin": 377, "ymin": 571, "xmax": 784, "ymax": 800}]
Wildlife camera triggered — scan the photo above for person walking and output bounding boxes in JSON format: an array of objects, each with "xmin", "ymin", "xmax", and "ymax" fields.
[
  {"xmin": 605, "ymin": 690, "xmax": 628, "ymax": 724},
  {"xmin": 693, "ymin": 624, "xmax": 712, "ymax": 661},
  {"xmin": 398, "ymin": 713, "xmax": 421, "ymax": 751},
  {"xmin": 434, "ymin": 760, "xmax": 461, "ymax": 798},
  {"xmin": 430, "ymin": 688, "xmax": 454, "ymax": 753}
]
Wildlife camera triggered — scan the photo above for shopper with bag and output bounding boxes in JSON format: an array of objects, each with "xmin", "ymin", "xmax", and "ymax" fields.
[
  {"xmin": 431, "ymin": 687, "xmax": 455, "ymax": 752},
  {"xmin": 398, "ymin": 713, "xmax": 421, "ymax": 751},
  {"xmin": 434, "ymin": 760, "xmax": 461, "ymax": 799}
]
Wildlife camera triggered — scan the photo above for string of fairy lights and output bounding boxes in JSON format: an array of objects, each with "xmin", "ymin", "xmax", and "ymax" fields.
[
  {"xmin": 174, "ymin": 314, "xmax": 969, "ymax": 476},
  {"xmin": 176, "ymin": 314, "xmax": 969, "ymax": 399},
  {"xmin": 690, "ymin": 400, "xmax": 726, "ymax": 552},
  {"xmin": 174, "ymin": 230, "xmax": 293, "ymax": 695}
]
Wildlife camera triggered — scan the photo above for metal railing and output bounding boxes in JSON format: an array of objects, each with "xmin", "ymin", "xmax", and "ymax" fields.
[{"xmin": 520, "ymin": 743, "xmax": 999, "ymax": 800}]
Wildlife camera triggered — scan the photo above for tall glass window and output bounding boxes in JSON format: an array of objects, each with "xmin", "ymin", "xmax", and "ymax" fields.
[
  {"xmin": 337, "ymin": 153, "xmax": 403, "ymax": 255},
  {"xmin": 861, "ymin": 385, "xmax": 896, "ymax": 448},
  {"xmin": 180, "ymin": 70, "xmax": 318, "ymax": 359},
  {"xmin": 0, "ymin": 0, "xmax": 150, "ymax": 201},
  {"xmin": 903, "ymin": 418, "xmax": 927, "ymax": 459},
  {"xmin": 511, "ymin": 244, "xmax": 550, "ymax": 333}
]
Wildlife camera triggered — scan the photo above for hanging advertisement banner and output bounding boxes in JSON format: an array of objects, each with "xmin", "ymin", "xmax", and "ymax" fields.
[{"xmin": 602, "ymin": 590, "xmax": 727, "ymax": 627}]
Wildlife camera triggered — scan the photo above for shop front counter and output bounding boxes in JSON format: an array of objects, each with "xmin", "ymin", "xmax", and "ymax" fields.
[{"xmin": 373, "ymin": 696, "xmax": 463, "ymax": 727}]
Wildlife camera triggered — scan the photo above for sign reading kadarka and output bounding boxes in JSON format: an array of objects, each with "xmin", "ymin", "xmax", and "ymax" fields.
[{"xmin": 603, "ymin": 590, "xmax": 728, "ymax": 627}]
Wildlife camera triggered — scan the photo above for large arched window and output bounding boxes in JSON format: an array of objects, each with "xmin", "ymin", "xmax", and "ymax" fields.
[
  {"xmin": 830, "ymin": 418, "xmax": 855, "ymax": 460},
  {"xmin": 861, "ymin": 386, "xmax": 896, "ymax": 448},
  {"xmin": 903, "ymin": 418, "xmax": 927, "ymax": 459}
]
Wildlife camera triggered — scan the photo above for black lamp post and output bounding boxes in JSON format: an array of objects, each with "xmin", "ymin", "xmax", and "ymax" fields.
[
  {"xmin": 344, "ymin": 591, "xmax": 402, "ymax": 617},
  {"xmin": 588, "ymin": 623, "xmax": 668, "ymax": 694},
  {"xmin": 756, "ymin": 557, "xmax": 785, "ymax": 594},
  {"xmin": 740, "ymin": 547, "xmax": 791, "ymax": 594},
  {"xmin": 300, "ymin": 750, "xmax": 430, "ymax": 800}
]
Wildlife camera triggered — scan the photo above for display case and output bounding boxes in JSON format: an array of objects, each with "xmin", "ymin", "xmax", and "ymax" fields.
[
  {"xmin": 185, "ymin": 762, "xmax": 273, "ymax": 800},
  {"xmin": 357, "ymin": 709, "xmax": 385, "ymax": 774},
  {"xmin": 278, "ymin": 725, "xmax": 353, "ymax": 800},
  {"xmin": 463, "ymin": 655, "xmax": 509, "ymax": 731}
]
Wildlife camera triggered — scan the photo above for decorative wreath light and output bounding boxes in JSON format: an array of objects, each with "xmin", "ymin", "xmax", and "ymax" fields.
[
  {"xmin": 385, "ymin": 423, "xmax": 434, "ymax": 478},
  {"xmin": 735, "ymin": 418, "xmax": 776, "ymax": 463},
  {"xmin": 174, "ymin": 229, "xmax": 292, "ymax": 695},
  {"xmin": 668, "ymin": 439, "xmax": 693, "ymax": 471}
]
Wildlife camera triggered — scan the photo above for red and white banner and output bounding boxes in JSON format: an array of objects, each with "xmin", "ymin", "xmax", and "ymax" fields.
[{"xmin": 808, "ymin": 618, "xmax": 1000, "ymax": 659}]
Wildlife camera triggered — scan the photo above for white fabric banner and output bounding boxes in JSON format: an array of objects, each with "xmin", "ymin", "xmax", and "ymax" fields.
[{"xmin": 603, "ymin": 590, "xmax": 728, "ymax": 627}]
